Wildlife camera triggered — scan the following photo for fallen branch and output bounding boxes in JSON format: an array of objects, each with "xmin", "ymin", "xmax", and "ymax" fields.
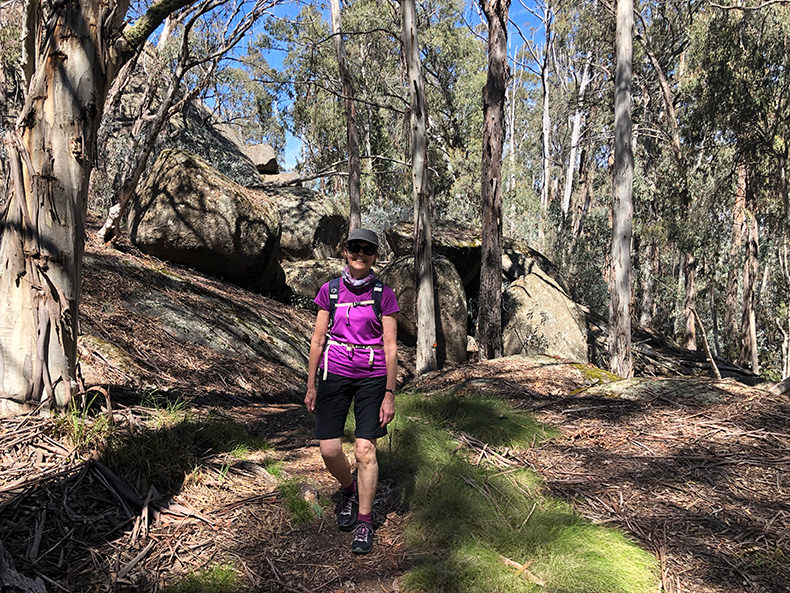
[
  {"xmin": 497, "ymin": 553, "xmax": 545, "ymax": 585},
  {"xmin": 116, "ymin": 540, "xmax": 155, "ymax": 581},
  {"xmin": 691, "ymin": 308, "xmax": 722, "ymax": 380}
]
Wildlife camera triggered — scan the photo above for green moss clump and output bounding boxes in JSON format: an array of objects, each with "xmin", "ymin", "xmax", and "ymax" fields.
[
  {"xmin": 571, "ymin": 363, "xmax": 621, "ymax": 385},
  {"xmin": 164, "ymin": 564, "xmax": 239, "ymax": 593}
]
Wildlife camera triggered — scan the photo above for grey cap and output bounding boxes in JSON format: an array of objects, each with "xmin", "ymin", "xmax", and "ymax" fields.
[{"xmin": 347, "ymin": 228, "xmax": 379, "ymax": 247}]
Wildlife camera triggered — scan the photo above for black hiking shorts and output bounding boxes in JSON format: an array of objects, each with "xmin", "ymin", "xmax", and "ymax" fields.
[{"xmin": 314, "ymin": 372, "xmax": 388, "ymax": 441}]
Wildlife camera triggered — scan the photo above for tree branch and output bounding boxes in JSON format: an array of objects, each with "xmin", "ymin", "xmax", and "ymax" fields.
[
  {"xmin": 710, "ymin": 0, "xmax": 790, "ymax": 10},
  {"xmin": 113, "ymin": 0, "xmax": 203, "ymax": 62}
]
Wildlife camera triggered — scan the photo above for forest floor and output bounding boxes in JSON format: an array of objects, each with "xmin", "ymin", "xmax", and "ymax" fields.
[{"xmin": 0, "ymin": 224, "xmax": 788, "ymax": 593}]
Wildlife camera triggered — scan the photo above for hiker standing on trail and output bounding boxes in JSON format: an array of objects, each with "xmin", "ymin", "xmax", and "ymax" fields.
[{"xmin": 304, "ymin": 228, "xmax": 399, "ymax": 554}]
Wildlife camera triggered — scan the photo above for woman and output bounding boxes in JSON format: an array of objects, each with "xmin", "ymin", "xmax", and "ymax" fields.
[{"xmin": 304, "ymin": 228, "xmax": 399, "ymax": 554}]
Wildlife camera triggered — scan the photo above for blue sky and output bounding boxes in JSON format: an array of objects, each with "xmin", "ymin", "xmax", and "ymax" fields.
[{"xmin": 262, "ymin": 0, "xmax": 545, "ymax": 170}]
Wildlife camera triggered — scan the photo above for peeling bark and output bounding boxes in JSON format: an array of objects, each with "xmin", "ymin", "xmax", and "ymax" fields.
[{"xmin": 0, "ymin": 0, "xmax": 196, "ymax": 409}]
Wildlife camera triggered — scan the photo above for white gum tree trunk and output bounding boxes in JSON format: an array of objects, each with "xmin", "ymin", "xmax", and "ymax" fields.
[
  {"xmin": 608, "ymin": 0, "xmax": 634, "ymax": 378},
  {"xmin": 561, "ymin": 55, "xmax": 591, "ymax": 222},
  {"xmin": 0, "ymin": 0, "xmax": 196, "ymax": 412},
  {"xmin": 540, "ymin": 2, "xmax": 552, "ymax": 213},
  {"xmin": 401, "ymin": 0, "xmax": 437, "ymax": 374}
]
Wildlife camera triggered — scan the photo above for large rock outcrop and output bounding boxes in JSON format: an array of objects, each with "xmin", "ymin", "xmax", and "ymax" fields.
[
  {"xmin": 385, "ymin": 220, "xmax": 564, "ymax": 289},
  {"xmin": 129, "ymin": 149, "xmax": 284, "ymax": 294},
  {"xmin": 268, "ymin": 187, "xmax": 347, "ymax": 259},
  {"xmin": 378, "ymin": 255, "xmax": 467, "ymax": 364},
  {"xmin": 283, "ymin": 259, "xmax": 346, "ymax": 308},
  {"xmin": 80, "ymin": 252, "xmax": 312, "ymax": 387},
  {"xmin": 502, "ymin": 270, "xmax": 588, "ymax": 363},
  {"xmin": 244, "ymin": 143, "xmax": 279, "ymax": 174}
]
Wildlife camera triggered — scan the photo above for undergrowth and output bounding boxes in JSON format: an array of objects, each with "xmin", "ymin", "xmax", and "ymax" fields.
[
  {"xmin": 278, "ymin": 478, "xmax": 325, "ymax": 525},
  {"xmin": 105, "ymin": 398, "xmax": 271, "ymax": 495},
  {"xmin": 380, "ymin": 390, "xmax": 658, "ymax": 593},
  {"xmin": 55, "ymin": 394, "xmax": 112, "ymax": 453}
]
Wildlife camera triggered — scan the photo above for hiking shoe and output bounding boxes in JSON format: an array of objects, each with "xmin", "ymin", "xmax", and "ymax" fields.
[
  {"xmin": 351, "ymin": 520, "xmax": 373, "ymax": 554},
  {"xmin": 337, "ymin": 488, "xmax": 358, "ymax": 531}
]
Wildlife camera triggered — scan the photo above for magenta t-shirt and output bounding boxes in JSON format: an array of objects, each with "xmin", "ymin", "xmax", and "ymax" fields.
[{"xmin": 315, "ymin": 278, "xmax": 399, "ymax": 378}]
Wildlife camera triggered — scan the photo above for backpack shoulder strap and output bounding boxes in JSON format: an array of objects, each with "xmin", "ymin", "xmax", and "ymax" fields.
[
  {"xmin": 328, "ymin": 277, "xmax": 341, "ymax": 328},
  {"xmin": 372, "ymin": 280, "xmax": 384, "ymax": 321}
]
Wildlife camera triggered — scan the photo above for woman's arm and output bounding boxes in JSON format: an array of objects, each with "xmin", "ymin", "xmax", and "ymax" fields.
[
  {"xmin": 379, "ymin": 314, "xmax": 398, "ymax": 426},
  {"xmin": 305, "ymin": 309, "xmax": 330, "ymax": 412}
]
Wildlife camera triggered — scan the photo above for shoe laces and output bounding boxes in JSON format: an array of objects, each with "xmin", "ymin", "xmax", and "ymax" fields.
[
  {"xmin": 353, "ymin": 522, "xmax": 371, "ymax": 541},
  {"xmin": 341, "ymin": 496, "xmax": 355, "ymax": 515}
]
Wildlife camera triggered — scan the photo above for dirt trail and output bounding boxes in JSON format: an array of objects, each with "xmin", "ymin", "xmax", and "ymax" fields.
[{"xmin": 2, "ymin": 228, "xmax": 787, "ymax": 593}]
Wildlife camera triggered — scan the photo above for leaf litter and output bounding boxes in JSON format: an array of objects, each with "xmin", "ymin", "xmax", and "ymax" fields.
[{"xmin": 1, "ymin": 223, "xmax": 788, "ymax": 593}]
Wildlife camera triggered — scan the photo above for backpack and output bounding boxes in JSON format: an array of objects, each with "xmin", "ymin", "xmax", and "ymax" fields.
[{"xmin": 328, "ymin": 277, "xmax": 384, "ymax": 329}]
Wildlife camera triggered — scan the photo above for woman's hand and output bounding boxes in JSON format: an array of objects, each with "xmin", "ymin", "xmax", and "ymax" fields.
[
  {"xmin": 379, "ymin": 392, "xmax": 395, "ymax": 427},
  {"xmin": 305, "ymin": 384, "xmax": 317, "ymax": 412}
]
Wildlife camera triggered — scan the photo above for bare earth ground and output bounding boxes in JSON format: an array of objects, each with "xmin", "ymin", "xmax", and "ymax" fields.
[{"xmin": 1, "ymin": 226, "xmax": 788, "ymax": 593}]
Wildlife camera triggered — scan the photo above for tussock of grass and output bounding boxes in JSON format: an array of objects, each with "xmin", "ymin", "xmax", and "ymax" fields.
[
  {"xmin": 278, "ymin": 479, "xmax": 324, "ymax": 525},
  {"xmin": 164, "ymin": 563, "xmax": 239, "ymax": 593},
  {"xmin": 55, "ymin": 395, "xmax": 113, "ymax": 452},
  {"xmin": 382, "ymin": 391, "xmax": 657, "ymax": 593}
]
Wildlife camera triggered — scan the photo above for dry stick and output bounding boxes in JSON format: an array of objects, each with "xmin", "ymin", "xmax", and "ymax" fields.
[
  {"xmin": 116, "ymin": 540, "xmax": 155, "ymax": 580},
  {"xmin": 27, "ymin": 508, "xmax": 47, "ymax": 562},
  {"xmin": 691, "ymin": 307, "xmax": 722, "ymax": 380},
  {"xmin": 497, "ymin": 554, "xmax": 546, "ymax": 586},
  {"xmin": 91, "ymin": 459, "xmax": 144, "ymax": 508}
]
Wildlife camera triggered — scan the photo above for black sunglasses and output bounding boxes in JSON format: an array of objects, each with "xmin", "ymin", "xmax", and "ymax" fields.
[{"xmin": 346, "ymin": 241, "xmax": 377, "ymax": 256}]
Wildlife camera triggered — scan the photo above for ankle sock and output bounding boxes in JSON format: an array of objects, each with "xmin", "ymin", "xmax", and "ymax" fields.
[
  {"xmin": 342, "ymin": 481, "xmax": 356, "ymax": 495},
  {"xmin": 357, "ymin": 512, "xmax": 371, "ymax": 524}
]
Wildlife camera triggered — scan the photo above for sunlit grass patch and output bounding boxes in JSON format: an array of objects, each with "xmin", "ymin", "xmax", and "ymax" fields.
[
  {"xmin": 405, "ymin": 390, "xmax": 556, "ymax": 447},
  {"xmin": 163, "ymin": 563, "xmax": 239, "ymax": 593},
  {"xmin": 277, "ymin": 479, "xmax": 325, "ymax": 526},
  {"xmin": 383, "ymin": 391, "xmax": 658, "ymax": 593},
  {"xmin": 262, "ymin": 458, "xmax": 283, "ymax": 478},
  {"xmin": 54, "ymin": 395, "xmax": 113, "ymax": 453}
]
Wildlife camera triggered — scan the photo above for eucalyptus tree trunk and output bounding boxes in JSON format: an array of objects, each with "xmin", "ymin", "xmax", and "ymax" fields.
[
  {"xmin": 561, "ymin": 54, "xmax": 591, "ymax": 224},
  {"xmin": 684, "ymin": 253, "xmax": 697, "ymax": 350},
  {"xmin": 739, "ymin": 206, "xmax": 759, "ymax": 373},
  {"xmin": 639, "ymin": 238, "xmax": 656, "ymax": 328},
  {"xmin": 477, "ymin": 0, "xmax": 510, "ymax": 361},
  {"xmin": 725, "ymin": 163, "xmax": 747, "ymax": 351},
  {"xmin": 330, "ymin": 0, "xmax": 362, "ymax": 231},
  {"xmin": 506, "ymin": 56, "xmax": 522, "ymax": 194},
  {"xmin": 401, "ymin": 0, "xmax": 437, "ymax": 375},
  {"xmin": 0, "ymin": 0, "xmax": 196, "ymax": 413},
  {"xmin": 608, "ymin": 0, "xmax": 634, "ymax": 378},
  {"xmin": 572, "ymin": 149, "xmax": 592, "ymax": 238},
  {"xmin": 540, "ymin": 2, "xmax": 553, "ymax": 216}
]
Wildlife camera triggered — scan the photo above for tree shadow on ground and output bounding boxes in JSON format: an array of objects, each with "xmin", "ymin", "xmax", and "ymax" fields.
[
  {"xmin": 524, "ymin": 378, "xmax": 790, "ymax": 593},
  {"xmin": 0, "ymin": 389, "xmax": 314, "ymax": 592}
]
